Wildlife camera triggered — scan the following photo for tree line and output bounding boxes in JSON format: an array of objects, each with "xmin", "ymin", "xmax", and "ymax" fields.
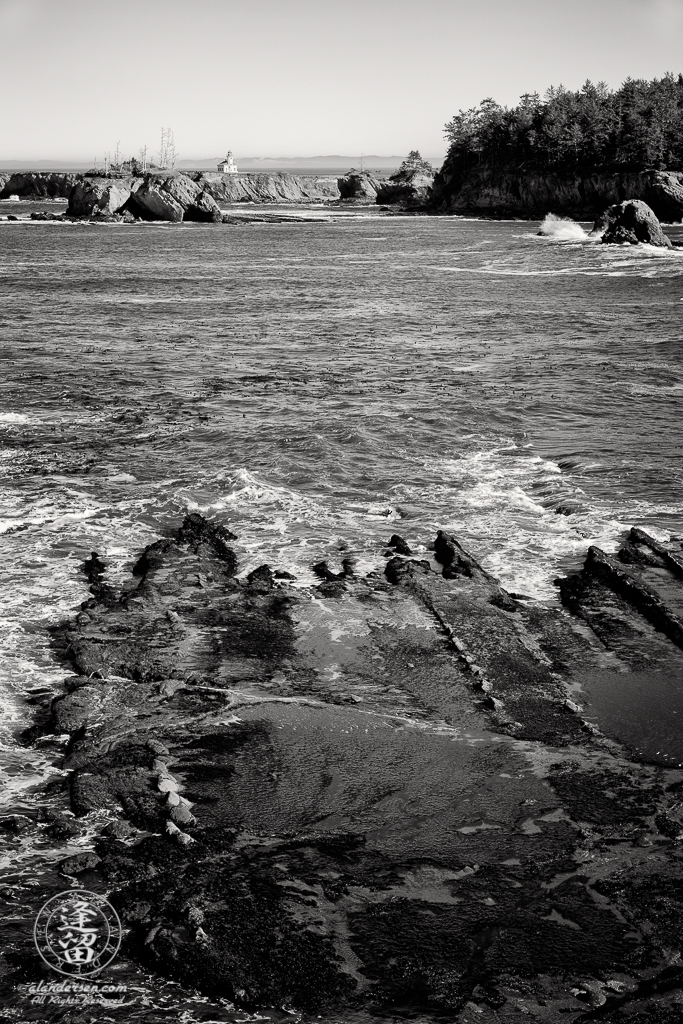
[{"xmin": 443, "ymin": 74, "xmax": 683, "ymax": 171}]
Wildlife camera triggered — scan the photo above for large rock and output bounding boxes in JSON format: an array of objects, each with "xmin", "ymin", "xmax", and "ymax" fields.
[
  {"xmin": 66, "ymin": 177, "xmax": 141, "ymax": 218},
  {"xmin": 597, "ymin": 199, "xmax": 673, "ymax": 247},
  {"xmin": 337, "ymin": 170, "xmax": 381, "ymax": 202},
  {"xmin": 376, "ymin": 153, "xmax": 435, "ymax": 207},
  {"xmin": 376, "ymin": 168, "xmax": 434, "ymax": 206},
  {"xmin": 126, "ymin": 179, "xmax": 185, "ymax": 222}
]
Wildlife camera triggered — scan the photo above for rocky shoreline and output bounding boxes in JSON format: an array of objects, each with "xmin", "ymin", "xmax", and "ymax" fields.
[
  {"xmin": 6, "ymin": 165, "xmax": 683, "ymax": 227},
  {"xmin": 0, "ymin": 166, "xmax": 433, "ymax": 222},
  {"xmin": 7, "ymin": 513, "xmax": 683, "ymax": 1021},
  {"xmin": 430, "ymin": 165, "xmax": 683, "ymax": 223}
]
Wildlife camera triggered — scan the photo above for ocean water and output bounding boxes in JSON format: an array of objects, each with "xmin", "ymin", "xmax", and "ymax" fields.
[{"xmin": 1, "ymin": 209, "xmax": 682, "ymax": 1017}]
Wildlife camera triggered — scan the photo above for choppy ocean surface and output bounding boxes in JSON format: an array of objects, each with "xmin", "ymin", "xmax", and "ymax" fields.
[{"xmin": 0, "ymin": 207, "xmax": 682, "ymax": 1019}]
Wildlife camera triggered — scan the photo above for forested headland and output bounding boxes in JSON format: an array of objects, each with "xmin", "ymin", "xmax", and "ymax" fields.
[{"xmin": 432, "ymin": 75, "xmax": 683, "ymax": 219}]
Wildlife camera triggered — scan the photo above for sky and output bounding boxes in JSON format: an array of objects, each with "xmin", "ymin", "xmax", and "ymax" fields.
[{"xmin": 1, "ymin": 0, "xmax": 683, "ymax": 162}]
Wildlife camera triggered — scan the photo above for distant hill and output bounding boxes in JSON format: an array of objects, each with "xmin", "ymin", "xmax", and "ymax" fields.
[
  {"xmin": 0, "ymin": 155, "xmax": 444, "ymax": 175},
  {"xmin": 178, "ymin": 155, "xmax": 445, "ymax": 174}
]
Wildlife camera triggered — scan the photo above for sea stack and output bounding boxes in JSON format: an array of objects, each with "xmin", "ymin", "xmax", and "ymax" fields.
[{"xmin": 596, "ymin": 199, "xmax": 673, "ymax": 248}]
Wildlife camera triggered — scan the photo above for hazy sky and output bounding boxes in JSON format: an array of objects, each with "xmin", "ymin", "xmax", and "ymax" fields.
[{"xmin": 2, "ymin": 0, "xmax": 683, "ymax": 160}]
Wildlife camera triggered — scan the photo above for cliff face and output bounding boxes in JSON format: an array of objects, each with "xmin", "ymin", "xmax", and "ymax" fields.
[
  {"xmin": 199, "ymin": 172, "xmax": 340, "ymax": 203},
  {"xmin": 431, "ymin": 164, "xmax": 683, "ymax": 221},
  {"xmin": 0, "ymin": 171, "xmax": 81, "ymax": 199}
]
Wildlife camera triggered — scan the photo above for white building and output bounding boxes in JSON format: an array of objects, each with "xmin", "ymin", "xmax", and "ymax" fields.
[{"xmin": 217, "ymin": 151, "xmax": 238, "ymax": 174}]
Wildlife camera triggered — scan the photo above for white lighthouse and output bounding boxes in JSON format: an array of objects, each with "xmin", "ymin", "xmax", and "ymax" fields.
[{"xmin": 217, "ymin": 151, "xmax": 238, "ymax": 174}]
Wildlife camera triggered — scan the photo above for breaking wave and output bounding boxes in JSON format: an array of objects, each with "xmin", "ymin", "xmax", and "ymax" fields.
[{"xmin": 537, "ymin": 213, "xmax": 590, "ymax": 241}]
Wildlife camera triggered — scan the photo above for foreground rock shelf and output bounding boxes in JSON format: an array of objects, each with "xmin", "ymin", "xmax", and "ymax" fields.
[{"xmin": 19, "ymin": 515, "xmax": 683, "ymax": 1020}]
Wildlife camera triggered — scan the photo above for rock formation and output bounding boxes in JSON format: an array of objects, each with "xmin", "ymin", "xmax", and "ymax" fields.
[
  {"xmin": 66, "ymin": 177, "xmax": 141, "ymax": 218},
  {"xmin": 126, "ymin": 174, "xmax": 222, "ymax": 222},
  {"xmin": 61, "ymin": 171, "xmax": 343, "ymax": 220},
  {"xmin": 431, "ymin": 165, "xmax": 683, "ymax": 222},
  {"xmin": 200, "ymin": 171, "xmax": 341, "ymax": 204},
  {"xmin": 0, "ymin": 171, "xmax": 80, "ymax": 199},
  {"xmin": 12, "ymin": 513, "xmax": 683, "ymax": 1021},
  {"xmin": 337, "ymin": 170, "xmax": 381, "ymax": 202},
  {"xmin": 596, "ymin": 199, "xmax": 673, "ymax": 247},
  {"xmin": 376, "ymin": 151, "xmax": 435, "ymax": 207}
]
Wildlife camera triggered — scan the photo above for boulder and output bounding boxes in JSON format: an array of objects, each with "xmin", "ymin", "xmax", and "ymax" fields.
[
  {"xmin": 127, "ymin": 181, "xmax": 185, "ymax": 222},
  {"xmin": 597, "ymin": 199, "xmax": 673, "ymax": 248},
  {"xmin": 66, "ymin": 177, "xmax": 140, "ymax": 218},
  {"xmin": 337, "ymin": 170, "xmax": 380, "ymax": 202},
  {"xmin": 186, "ymin": 189, "xmax": 222, "ymax": 223}
]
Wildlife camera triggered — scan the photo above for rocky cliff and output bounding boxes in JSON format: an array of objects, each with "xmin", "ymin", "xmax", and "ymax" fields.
[
  {"xmin": 431, "ymin": 164, "xmax": 683, "ymax": 221},
  {"xmin": 199, "ymin": 171, "xmax": 340, "ymax": 203},
  {"xmin": 0, "ymin": 171, "xmax": 81, "ymax": 198}
]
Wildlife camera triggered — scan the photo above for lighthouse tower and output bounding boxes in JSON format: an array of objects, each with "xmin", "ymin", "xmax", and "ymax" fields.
[{"xmin": 218, "ymin": 151, "xmax": 238, "ymax": 174}]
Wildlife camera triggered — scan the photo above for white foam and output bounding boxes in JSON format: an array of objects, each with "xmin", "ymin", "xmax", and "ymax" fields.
[
  {"xmin": 0, "ymin": 412, "xmax": 34, "ymax": 425},
  {"xmin": 537, "ymin": 214, "xmax": 589, "ymax": 242}
]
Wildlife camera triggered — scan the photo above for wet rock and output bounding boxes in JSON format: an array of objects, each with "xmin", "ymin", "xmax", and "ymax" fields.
[
  {"xmin": 434, "ymin": 529, "xmax": 492, "ymax": 580},
  {"xmin": 597, "ymin": 199, "xmax": 673, "ymax": 248},
  {"xmin": 59, "ymin": 851, "xmax": 102, "ymax": 875},
  {"xmin": 312, "ymin": 560, "xmax": 345, "ymax": 581},
  {"xmin": 28, "ymin": 512, "xmax": 683, "ymax": 1020},
  {"xmin": 246, "ymin": 564, "xmax": 275, "ymax": 590},
  {"xmin": 103, "ymin": 819, "xmax": 136, "ymax": 839},
  {"xmin": 384, "ymin": 556, "xmax": 431, "ymax": 584},
  {"xmin": 387, "ymin": 533, "xmax": 413, "ymax": 555},
  {"xmin": 39, "ymin": 808, "xmax": 80, "ymax": 839},
  {"xmin": 0, "ymin": 814, "xmax": 32, "ymax": 833}
]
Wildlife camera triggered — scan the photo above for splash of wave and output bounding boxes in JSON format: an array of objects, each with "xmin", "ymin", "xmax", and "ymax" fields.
[{"xmin": 537, "ymin": 213, "xmax": 589, "ymax": 241}]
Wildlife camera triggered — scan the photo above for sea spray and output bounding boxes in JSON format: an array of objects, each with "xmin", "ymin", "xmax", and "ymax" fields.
[{"xmin": 537, "ymin": 213, "xmax": 589, "ymax": 241}]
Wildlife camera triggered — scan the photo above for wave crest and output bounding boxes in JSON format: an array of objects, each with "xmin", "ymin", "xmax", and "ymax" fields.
[{"xmin": 538, "ymin": 213, "xmax": 589, "ymax": 241}]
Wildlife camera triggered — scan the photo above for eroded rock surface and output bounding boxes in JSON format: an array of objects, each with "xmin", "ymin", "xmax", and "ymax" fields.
[
  {"xmin": 20, "ymin": 514, "xmax": 683, "ymax": 1020},
  {"xmin": 597, "ymin": 199, "xmax": 673, "ymax": 248},
  {"xmin": 337, "ymin": 171, "xmax": 382, "ymax": 202}
]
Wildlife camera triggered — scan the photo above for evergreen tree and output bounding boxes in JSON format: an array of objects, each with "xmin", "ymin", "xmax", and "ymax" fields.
[{"xmin": 443, "ymin": 74, "xmax": 683, "ymax": 173}]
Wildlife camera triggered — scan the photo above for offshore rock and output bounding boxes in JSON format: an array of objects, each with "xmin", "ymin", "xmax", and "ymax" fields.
[
  {"xmin": 337, "ymin": 170, "xmax": 381, "ymax": 202},
  {"xmin": 20, "ymin": 513, "xmax": 683, "ymax": 1021},
  {"xmin": 597, "ymin": 199, "xmax": 673, "ymax": 247},
  {"xmin": 376, "ymin": 153, "xmax": 435, "ymax": 207}
]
